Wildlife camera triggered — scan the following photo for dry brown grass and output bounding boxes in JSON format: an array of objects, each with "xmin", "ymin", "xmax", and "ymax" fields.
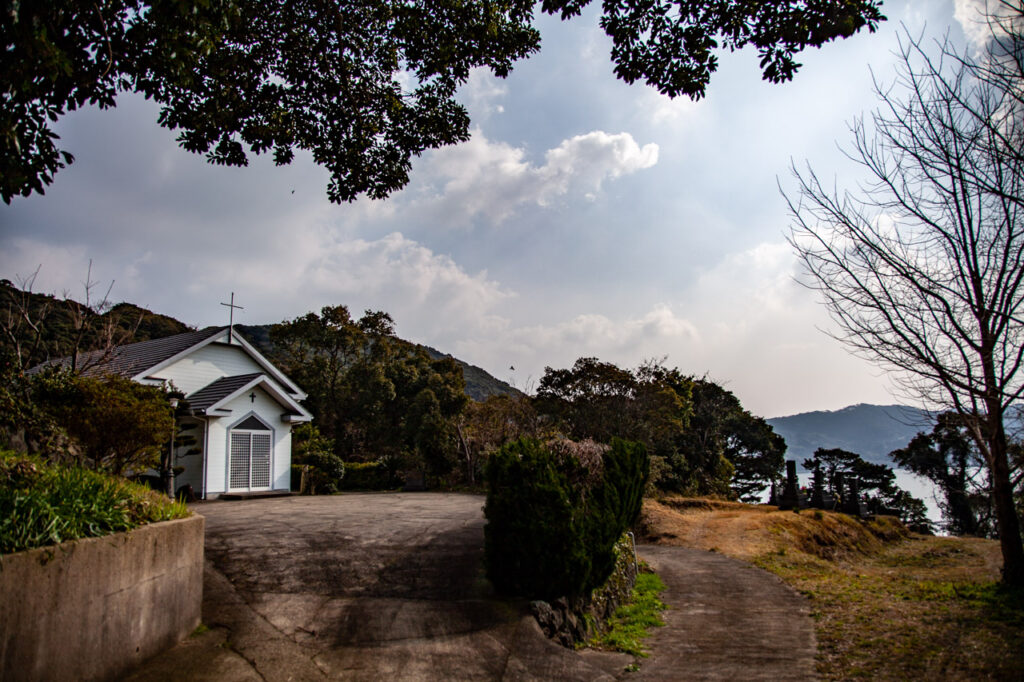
[{"xmin": 640, "ymin": 497, "xmax": 1024, "ymax": 680}]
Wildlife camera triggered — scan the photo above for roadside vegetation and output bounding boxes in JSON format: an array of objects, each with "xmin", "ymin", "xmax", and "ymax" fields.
[
  {"xmin": 642, "ymin": 498, "xmax": 1024, "ymax": 679},
  {"xmin": 589, "ymin": 570, "xmax": 668, "ymax": 658},
  {"xmin": 0, "ymin": 450, "xmax": 189, "ymax": 555}
]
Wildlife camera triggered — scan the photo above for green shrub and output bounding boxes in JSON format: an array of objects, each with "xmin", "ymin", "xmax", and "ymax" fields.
[
  {"xmin": 484, "ymin": 437, "xmax": 648, "ymax": 601},
  {"xmin": 291, "ymin": 423, "xmax": 346, "ymax": 494},
  {"xmin": 0, "ymin": 450, "xmax": 190, "ymax": 554},
  {"xmin": 338, "ymin": 461, "xmax": 398, "ymax": 490}
]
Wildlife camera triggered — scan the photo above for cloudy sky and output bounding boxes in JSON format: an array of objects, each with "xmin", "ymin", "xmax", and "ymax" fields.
[{"xmin": 0, "ymin": 1, "xmax": 988, "ymax": 418}]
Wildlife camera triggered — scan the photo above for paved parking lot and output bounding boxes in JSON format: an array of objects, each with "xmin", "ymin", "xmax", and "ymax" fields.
[{"xmin": 124, "ymin": 493, "xmax": 630, "ymax": 681}]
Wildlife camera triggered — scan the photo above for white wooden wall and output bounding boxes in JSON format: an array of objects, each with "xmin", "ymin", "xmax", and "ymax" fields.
[
  {"xmin": 159, "ymin": 343, "xmax": 265, "ymax": 395},
  {"xmin": 204, "ymin": 386, "xmax": 293, "ymax": 495}
]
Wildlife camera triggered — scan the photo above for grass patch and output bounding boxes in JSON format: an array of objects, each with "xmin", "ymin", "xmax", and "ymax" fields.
[
  {"xmin": 590, "ymin": 571, "xmax": 668, "ymax": 657},
  {"xmin": 0, "ymin": 450, "xmax": 190, "ymax": 554},
  {"xmin": 756, "ymin": 543, "xmax": 1024, "ymax": 680},
  {"xmin": 641, "ymin": 497, "xmax": 1022, "ymax": 680}
]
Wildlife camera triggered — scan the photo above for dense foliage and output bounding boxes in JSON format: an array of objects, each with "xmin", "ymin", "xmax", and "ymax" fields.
[
  {"xmin": 804, "ymin": 447, "xmax": 930, "ymax": 530},
  {"xmin": 34, "ymin": 372, "xmax": 175, "ymax": 475},
  {"xmin": 676, "ymin": 378, "xmax": 785, "ymax": 501},
  {"xmin": 458, "ymin": 394, "xmax": 541, "ymax": 485},
  {"xmin": 337, "ymin": 461, "xmax": 400, "ymax": 490},
  {"xmin": 290, "ymin": 423, "xmax": 346, "ymax": 494},
  {"xmin": 3, "ymin": 0, "xmax": 882, "ymax": 204},
  {"xmin": 535, "ymin": 358, "xmax": 784, "ymax": 499},
  {"xmin": 0, "ymin": 450, "xmax": 189, "ymax": 554},
  {"xmin": 2, "ymin": 355, "xmax": 175, "ymax": 478},
  {"xmin": 484, "ymin": 437, "xmax": 648, "ymax": 600},
  {"xmin": 270, "ymin": 305, "xmax": 467, "ymax": 483}
]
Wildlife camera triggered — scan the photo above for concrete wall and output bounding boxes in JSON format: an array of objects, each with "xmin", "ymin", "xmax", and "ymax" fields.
[{"xmin": 0, "ymin": 514, "xmax": 205, "ymax": 682}]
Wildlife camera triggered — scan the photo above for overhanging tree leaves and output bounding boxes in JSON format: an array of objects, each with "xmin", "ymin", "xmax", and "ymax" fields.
[
  {"xmin": 3, "ymin": 0, "xmax": 883, "ymax": 204},
  {"xmin": 787, "ymin": 8, "xmax": 1024, "ymax": 584},
  {"xmin": 545, "ymin": 0, "xmax": 884, "ymax": 98}
]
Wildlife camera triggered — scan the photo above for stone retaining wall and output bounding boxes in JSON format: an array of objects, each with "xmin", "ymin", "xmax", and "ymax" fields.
[
  {"xmin": 0, "ymin": 514, "xmax": 205, "ymax": 682},
  {"xmin": 531, "ymin": 533, "xmax": 639, "ymax": 647}
]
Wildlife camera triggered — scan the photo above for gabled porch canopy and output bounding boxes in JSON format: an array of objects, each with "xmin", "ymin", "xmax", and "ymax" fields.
[{"xmin": 185, "ymin": 373, "xmax": 312, "ymax": 423}]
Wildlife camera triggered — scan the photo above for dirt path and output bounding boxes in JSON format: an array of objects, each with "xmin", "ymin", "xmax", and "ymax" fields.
[{"xmin": 122, "ymin": 494, "xmax": 815, "ymax": 681}]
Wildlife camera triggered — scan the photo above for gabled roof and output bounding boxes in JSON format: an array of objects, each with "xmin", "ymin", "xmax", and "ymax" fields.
[
  {"xmin": 29, "ymin": 326, "xmax": 307, "ymax": 400},
  {"xmin": 29, "ymin": 327, "xmax": 226, "ymax": 378},
  {"xmin": 185, "ymin": 373, "xmax": 312, "ymax": 422},
  {"xmin": 139, "ymin": 327, "xmax": 306, "ymax": 399},
  {"xmin": 185, "ymin": 372, "xmax": 265, "ymax": 412}
]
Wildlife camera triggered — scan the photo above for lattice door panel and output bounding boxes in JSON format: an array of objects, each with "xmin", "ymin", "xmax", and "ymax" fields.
[
  {"xmin": 229, "ymin": 433, "xmax": 252, "ymax": 490},
  {"xmin": 251, "ymin": 433, "xmax": 272, "ymax": 488}
]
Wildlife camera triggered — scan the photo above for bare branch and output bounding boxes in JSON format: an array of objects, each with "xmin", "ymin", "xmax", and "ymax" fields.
[{"xmin": 785, "ymin": 7, "xmax": 1024, "ymax": 584}]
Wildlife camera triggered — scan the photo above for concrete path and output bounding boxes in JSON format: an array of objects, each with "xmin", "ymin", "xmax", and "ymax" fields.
[
  {"xmin": 123, "ymin": 494, "xmax": 815, "ymax": 681},
  {"xmin": 635, "ymin": 545, "xmax": 817, "ymax": 681}
]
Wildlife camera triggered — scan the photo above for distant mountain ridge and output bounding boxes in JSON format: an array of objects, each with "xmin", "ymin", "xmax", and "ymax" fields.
[
  {"xmin": 767, "ymin": 403, "xmax": 933, "ymax": 468},
  {"xmin": 417, "ymin": 345, "xmax": 523, "ymax": 402}
]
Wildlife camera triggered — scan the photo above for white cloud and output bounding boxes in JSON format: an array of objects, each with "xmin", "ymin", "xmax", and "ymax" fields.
[
  {"xmin": 0, "ymin": 239, "xmax": 93, "ymax": 295},
  {"xmin": 515, "ymin": 305, "xmax": 697, "ymax": 353},
  {"xmin": 165, "ymin": 229, "xmax": 513, "ymax": 343},
  {"xmin": 641, "ymin": 89, "xmax": 701, "ymax": 125},
  {"xmin": 451, "ymin": 303, "xmax": 699, "ymax": 392},
  {"xmin": 954, "ymin": 0, "xmax": 1019, "ymax": 49},
  {"xmin": 693, "ymin": 241, "xmax": 798, "ymax": 319},
  {"xmin": 955, "ymin": 0, "xmax": 993, "ymax": 48},
  {"xmin": 415, "ymin": 129, "xmax": 658, "ymax": 225},
  {"xmin": 460, "ymin": 68, "xmax": 509, "ymax": 118}
]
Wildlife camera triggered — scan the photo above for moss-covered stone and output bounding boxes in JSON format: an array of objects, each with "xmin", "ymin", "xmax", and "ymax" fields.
[{"xmin": 530, "ymin": 533, "xmax": 639, "ymax": 648}]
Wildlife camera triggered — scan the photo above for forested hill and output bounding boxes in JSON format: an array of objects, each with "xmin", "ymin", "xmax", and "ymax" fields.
[
  {"xmin": 1, "ymin": 281, "xmax": 521, "ymax": 402},
  {"xmin": 767, "ymin": 404, "xmax": 932, "ymax": 467},
  {"xmin": 237, "ymin": 324, "xmax": 522, "ymax": 401},
  {"xmin": 418, "ymin": 345, "xmax": 523, "ymax": 401},
  {"xmin": 1, "ymin": 279, "xmax": 190, "ymax": 368}
]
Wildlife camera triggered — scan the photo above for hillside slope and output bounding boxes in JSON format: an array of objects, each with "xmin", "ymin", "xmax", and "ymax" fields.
[
  {"xmin": 1, "ymin": 280, "xmax": 190, "ymax": 367},
  {"xmin": 640, "ymin": 497, "xmax": 1017, "ymax": 680},
  {"xmin": 418, "ymin": 345, "xmax": 523, "ymax": 401}
]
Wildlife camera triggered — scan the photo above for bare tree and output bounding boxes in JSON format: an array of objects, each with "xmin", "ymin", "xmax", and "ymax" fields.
[
  {"xmin": 786, "ymin": 6, "xmax": 1024, "ymax": 585},
  {"xmin": 1, "ymin": 266, "xmax": 52, "ymax": 370},
  {"xmin": 63, "ymin": 260, "xmax": 141, "ymax": 373},
  {"xmin": 1, "ymin": 261, "xmax": 142, "ymax": 372}
]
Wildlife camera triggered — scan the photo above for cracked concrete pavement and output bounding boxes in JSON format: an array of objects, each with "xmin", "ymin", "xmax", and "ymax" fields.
[{"xmin": 122, "ymin": 493, "xmax": 816, "ymax": 681}]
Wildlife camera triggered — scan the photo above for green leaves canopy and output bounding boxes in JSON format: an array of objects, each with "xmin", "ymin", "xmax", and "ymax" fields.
[
  {"xmin": 3, "ymin": 0, "xmax": 883, "ymax": 204},
  {"xmin": 269, "ymin": 304, "xmax": 467, "ymax": 475},
  {"xmin": 33, "ymin": 372, "xmax": 175, "ymax": 475}
]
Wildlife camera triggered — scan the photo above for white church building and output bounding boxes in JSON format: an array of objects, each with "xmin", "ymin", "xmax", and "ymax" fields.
[{"xmin": 45, "ymin": 326, "xmax": 312, "ymax": 498}]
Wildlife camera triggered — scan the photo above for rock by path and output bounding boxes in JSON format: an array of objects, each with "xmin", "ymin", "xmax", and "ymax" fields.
[{"xmin": 122, "ymin": 494, "xmax": 816, "ymax": 681}]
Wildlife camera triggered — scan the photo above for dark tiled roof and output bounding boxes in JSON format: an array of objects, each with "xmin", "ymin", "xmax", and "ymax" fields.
[
  {"xmin": 185, "ymin": 373, "xmax": 265, "ymax": 412},
  {"xmin": 28, "ymin": 326, "xmax": 227, "ymax": 378}
]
